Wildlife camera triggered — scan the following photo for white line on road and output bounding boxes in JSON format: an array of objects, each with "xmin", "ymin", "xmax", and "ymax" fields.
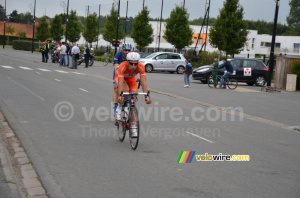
[
  {"xmin": 55, "ymin": 79, "xmax": 61, "ymax": 82},
  {"xmin": 36, "ymin": 72, "xmax": 41, "ymax": 74},
  {"xmin": 54, "ymin": 70, "xmax": 69, "ymax": 73},
  {"xmin": 7, "ymin": 77, "xmax": 45, "ymax": 101},
  {"xmin": 19, "ymin": 66, "xmax": 33, "ymax": 70},
  {"xmin": 79, "ymin": 88, "xmax": 89, "ymax": 93},
  {"xmin": 37, "ymin": 68, "xmax": 51, "ymax": 72},
  {"xmin": 185, "ymin": 131, "xmax": 215, "ymax": 143},
  {"xmin": 1, "ymin": 66, "xmax": 14, "ymax": 69},
  {"xmin": 72, "ymin": 72, "xmax": 84, "ymax": 75}
]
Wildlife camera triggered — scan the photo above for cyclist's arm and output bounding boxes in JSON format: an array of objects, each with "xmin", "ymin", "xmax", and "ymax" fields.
[
  {"xmin": 114, "ymin": 63, "xmax": 119, "ymax": 74},
  {"xmin": 140, "ymin": 76, "xmax": 148, "ymax": 94},
  {"xmin": 117, "ymin": 77, "xmax": 125, "ymax": 96},
  {"xmin": 136, "ymin": 73, "xmax": 141, "ymax": 81}
]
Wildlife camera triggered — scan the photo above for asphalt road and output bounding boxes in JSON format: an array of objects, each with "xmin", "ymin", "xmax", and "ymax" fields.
[{"xmin": 0, "ymin": 48, "xmax": 299, "ymax": 198}]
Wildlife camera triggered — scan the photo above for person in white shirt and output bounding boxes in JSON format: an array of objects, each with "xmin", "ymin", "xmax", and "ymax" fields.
[
  {"xmin": 60, "ymin": 42, "xmax": 67, "ymax": 66},
  {"xmin": 71, "ymin": 43, "xmax": 80, "ymax": 69}
]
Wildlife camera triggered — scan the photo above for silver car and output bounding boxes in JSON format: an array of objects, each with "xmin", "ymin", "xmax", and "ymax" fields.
[{"xmin": 140, "ymin": 52, "xmax": 186, "ymax": 74}]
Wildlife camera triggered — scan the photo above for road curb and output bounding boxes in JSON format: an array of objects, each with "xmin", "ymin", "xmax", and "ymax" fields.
[{"xmin": 0, "ymin": 111, "xmax": 48, "ymax": 198}]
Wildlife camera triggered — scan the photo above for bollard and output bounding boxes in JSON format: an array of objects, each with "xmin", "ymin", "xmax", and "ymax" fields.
[{"xmin": 286, "ymin": 74, "xmax": 297, "ymax": 92}]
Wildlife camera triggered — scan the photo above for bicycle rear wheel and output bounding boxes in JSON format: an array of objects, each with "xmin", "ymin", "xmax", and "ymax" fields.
[
  {"xmin": 128, "ymin": 107, "xmax": 139, "ymax": 150},
  {"xmin": 227, "ymin": 79, "xmax": 238, "ymax": 89}
]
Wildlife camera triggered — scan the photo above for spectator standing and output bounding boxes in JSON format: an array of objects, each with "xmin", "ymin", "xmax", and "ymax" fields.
[
  {"xmin": 44, "ymin": 40, "xmax": 50, "ymax": 63},
  {"xmin": 66, "ymin": 43, "xmax": 70, "ymax": 66},
  {"xmin": 40, "ymin": 43, "xmax": 45, "ymax": 62},
  {"xmin": 50, "ymin": 42, "xmax": 55, "ymax": 61},
  {"xmin": 60, "ymin": 42, "xmax": 67, "ymax": 66},
  {"xmin": 84, "ymin": 44, "xmax": 90, "ymax": 68},
  {"xmin": 184, "ymin": 59, "xmax": 193, "ymax": 88},
  {"xmin": 211, "ymin": 57, "xmax": 219, "ymax": 88},
  {"xmin": 71, "ymin": 43, "xmax": 80, "ymax": 69}
]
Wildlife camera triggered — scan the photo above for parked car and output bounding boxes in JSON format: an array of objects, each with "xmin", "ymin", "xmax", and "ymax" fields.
[
  {"xmin": 137, "ymin": 52, "xmax": 152, "ymax": 58},
  {"xmin": 140, "ymin": 52, "xmax": 186, "ymax": 74},
  {"xmin": 192, "ymin": 58, "xmax": 269, "ymax": 86}
]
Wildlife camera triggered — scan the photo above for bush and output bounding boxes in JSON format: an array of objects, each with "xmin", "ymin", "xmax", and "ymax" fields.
[
  {"xmin": 12, "ymin": 40, "xmax": 39, "ymax": 51},
  {"xmin": 291, "ymin": 61, "xmax": 300, "ymax": 90},
  {"xmin": 197, "ymin": 51, "xmax": 218, "ymax": 66},
  {"xmin": 93, "ymin": 49, "xmax": 106, "ymax": 56},
  {"xmin": 94, "ymin": 56, "xmax": 114, "ymax": 62},
  {"xmin": 0, "ymin": 35, "xmax": 37, "ymax": 45}
]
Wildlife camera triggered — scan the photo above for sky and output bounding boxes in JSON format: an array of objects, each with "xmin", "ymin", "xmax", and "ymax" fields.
[{"xmin": 2, "ymin": 0, "xmax": 291, "ymax": 24}]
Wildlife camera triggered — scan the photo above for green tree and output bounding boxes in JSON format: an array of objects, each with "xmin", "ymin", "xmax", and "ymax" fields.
[
  {"xmin": 131, "ymin": 6, "xmax": 153, "ymax": 51},
  {"xmin": 103, "ymin": 8, "xmax": 124, "ymax": 44},
  {"xmin": 8, "ymin": 10, "xmax": 20, "ymax": 22},
  {"xmin": 287, "ymin": 0, "xmax": 300, "ymax": 34},
  {"xmin": 0, "ymin": 5, "xmax": 5, "ymax": 21},
  {"xmin": 209, "ymin": 0, "xmax": 248, "ymax": 56},
  {"xmin": 17, "ymin": 31, "xmax": 26, "ymax": 39},
  {"xmin": 83, "ymin": 13, "xmax": 99, "ymax": 44},
  {"xmin": 67, "ymin": 10, "xmax": 81, "ymax": 43},
  {"xmin": 50, "ymin": 15, "xmax": 64, "ymax": 41},
  {"xmin": 164, "ymin": 6, "xmax": 193, "ymax": 51},
  {"xmin": 6, "ymin": 25, "xmax": 15, "ymax": 43},
  {"xmin": 36, "ymin": 16, "xmax": 50, "ymax": 41}
]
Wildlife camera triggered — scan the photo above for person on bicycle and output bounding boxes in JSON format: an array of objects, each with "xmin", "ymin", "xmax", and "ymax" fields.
[
  {"xmin": 113, "ymin": 43, "xmax": 132, "ymax": 117},
  {"xmin": 115, "ymin": 52, "xmax": 152, "ymax": 136},
  {"xmin": 218, "ymin": 58, "xmax": 233, "ymax": 89}
]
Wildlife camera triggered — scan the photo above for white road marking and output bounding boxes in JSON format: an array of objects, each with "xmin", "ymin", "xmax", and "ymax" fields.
[
  {"xmin": 185, "ymin": 131, "xmax": 215, "ymax": 143},
  {"xmin": 36, "ymin": 72, "xmax": 41, "ymax": 74},
  {"xmin": 37, "ymin": 68, "xmax": 51, "ymax": 72},
  {"xmin": 55, "ymin": 79, "xmax": 61, "ymax": 82},
  {"xmin": 79, "ymin": 88, "xmax": 89, "ymax": 93},
  {"xmin": 19, "ymin": 66, "xmax": 33, "ymax": 70},
  {"xmin": 72, "ymin": 72, "xmax": 84, "ymax": 75},
  {"xmin": 1, "ymin": 66, "xmax": 14, "ymax": 69},
  {"xmin": 7, "ymin": 77, "xmax": 45, "ymax": 101},
  {"xmin": 54, "ymin": 70, "xmax": 69, "ymax": 73}
]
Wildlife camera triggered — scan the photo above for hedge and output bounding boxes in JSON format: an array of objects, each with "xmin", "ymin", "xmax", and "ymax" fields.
[
  {"xmin": 291, "ymin": 61, "xmax": 300, "ymax": 90},
  {"xmin": 94, "ymin": 56, "xmax": 114, "ymax": 62},
  {"xmin": 0, "ymin": 35, "xmax": 37, "ymax": 45},
  {"xmin": 12, "ymin": 40, "xmax": 39, "ymax": 51}
]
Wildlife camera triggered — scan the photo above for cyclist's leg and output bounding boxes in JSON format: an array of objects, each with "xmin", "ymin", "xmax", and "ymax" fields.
[
  {"xmin": 126, "ymin": 78, "xmax": 139, "ymax": 137},
  {"xmin": 220, "ymin": 72, "xmax": 231, "ymax": 88},
  {"xmin": 113, "ymin": 69, "xmax": 118, "ymax": 116}
]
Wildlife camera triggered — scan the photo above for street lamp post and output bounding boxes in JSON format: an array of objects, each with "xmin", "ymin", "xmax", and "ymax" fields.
[
  {"xmin": 3, "ymin": 0, "xmax": 6, "ymax": 49},
  {"xmin": 31, "ymin": 0, "xmax": 36, "ymax": 53},
  {"xmin": 267, "ymin": 0, "xmax": 280, "ymax": 86},
  {"xmin": 183, "ymin": 0, "xmax": 185, "ymax": 9},
  {"xmin": 114, "ymin": 0, "xmax": 121, "ymax": 55},
  {"xmin": 65, "ymin": 0, "xmax": 69, "ymax": 43},
  {"xmin": 143, "ymin": 0, "xmax": 145, "ymax": 9},
  {"xmin": 158, "ymin": 0, "xmax": 164, "ymax": 52},
  {"xmin": 96, "ymin": 4, "xmax": 101, "ymax": 49},
  {"xmin": 124, "ymin": 1, "xmax": 128, "ymax": 43}
]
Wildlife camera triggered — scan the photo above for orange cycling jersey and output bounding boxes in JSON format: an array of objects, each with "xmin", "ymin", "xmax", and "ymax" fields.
[{"xmin": 116, "ymin": 62, "xmax": 146, "ymax": 92}]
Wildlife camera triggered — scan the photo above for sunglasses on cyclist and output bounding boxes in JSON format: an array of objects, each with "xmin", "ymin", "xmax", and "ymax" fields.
[
  {"xmin": 128, "ymin": 62, "xmax": 138, "ymax": 66},
  {"xmin": 124, "ymin": 49, "xmax": 131, "ymax": 52}
]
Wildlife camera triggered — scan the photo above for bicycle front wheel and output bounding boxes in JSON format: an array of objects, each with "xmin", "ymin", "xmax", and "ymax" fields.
[
  {"xmin": 227, "ymin": 79, "xmax": 238, "ymax": 89},
  {"xmin": 128, "ymin": 107, "xmax": 139, "ymax": 150},
  {"xmin": 103, "ymin": 58, "xmax": 109, "ymax": 66},
  {"xmin": 117, "ymin": 121, "xmax": 126, "ymax": 142}
]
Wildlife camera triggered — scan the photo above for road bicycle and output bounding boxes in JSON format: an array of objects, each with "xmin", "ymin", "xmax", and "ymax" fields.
[
  {"xmin": 116, "ymin": 91, "xmax": 150, "ymax": 150},
  {"xmin": 208, "ymin": 75, "xmax": 238, "ymax": 89},
  {"xmin": 102, "ymin": 55, "xmax": 112, "ymax": 66}
]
